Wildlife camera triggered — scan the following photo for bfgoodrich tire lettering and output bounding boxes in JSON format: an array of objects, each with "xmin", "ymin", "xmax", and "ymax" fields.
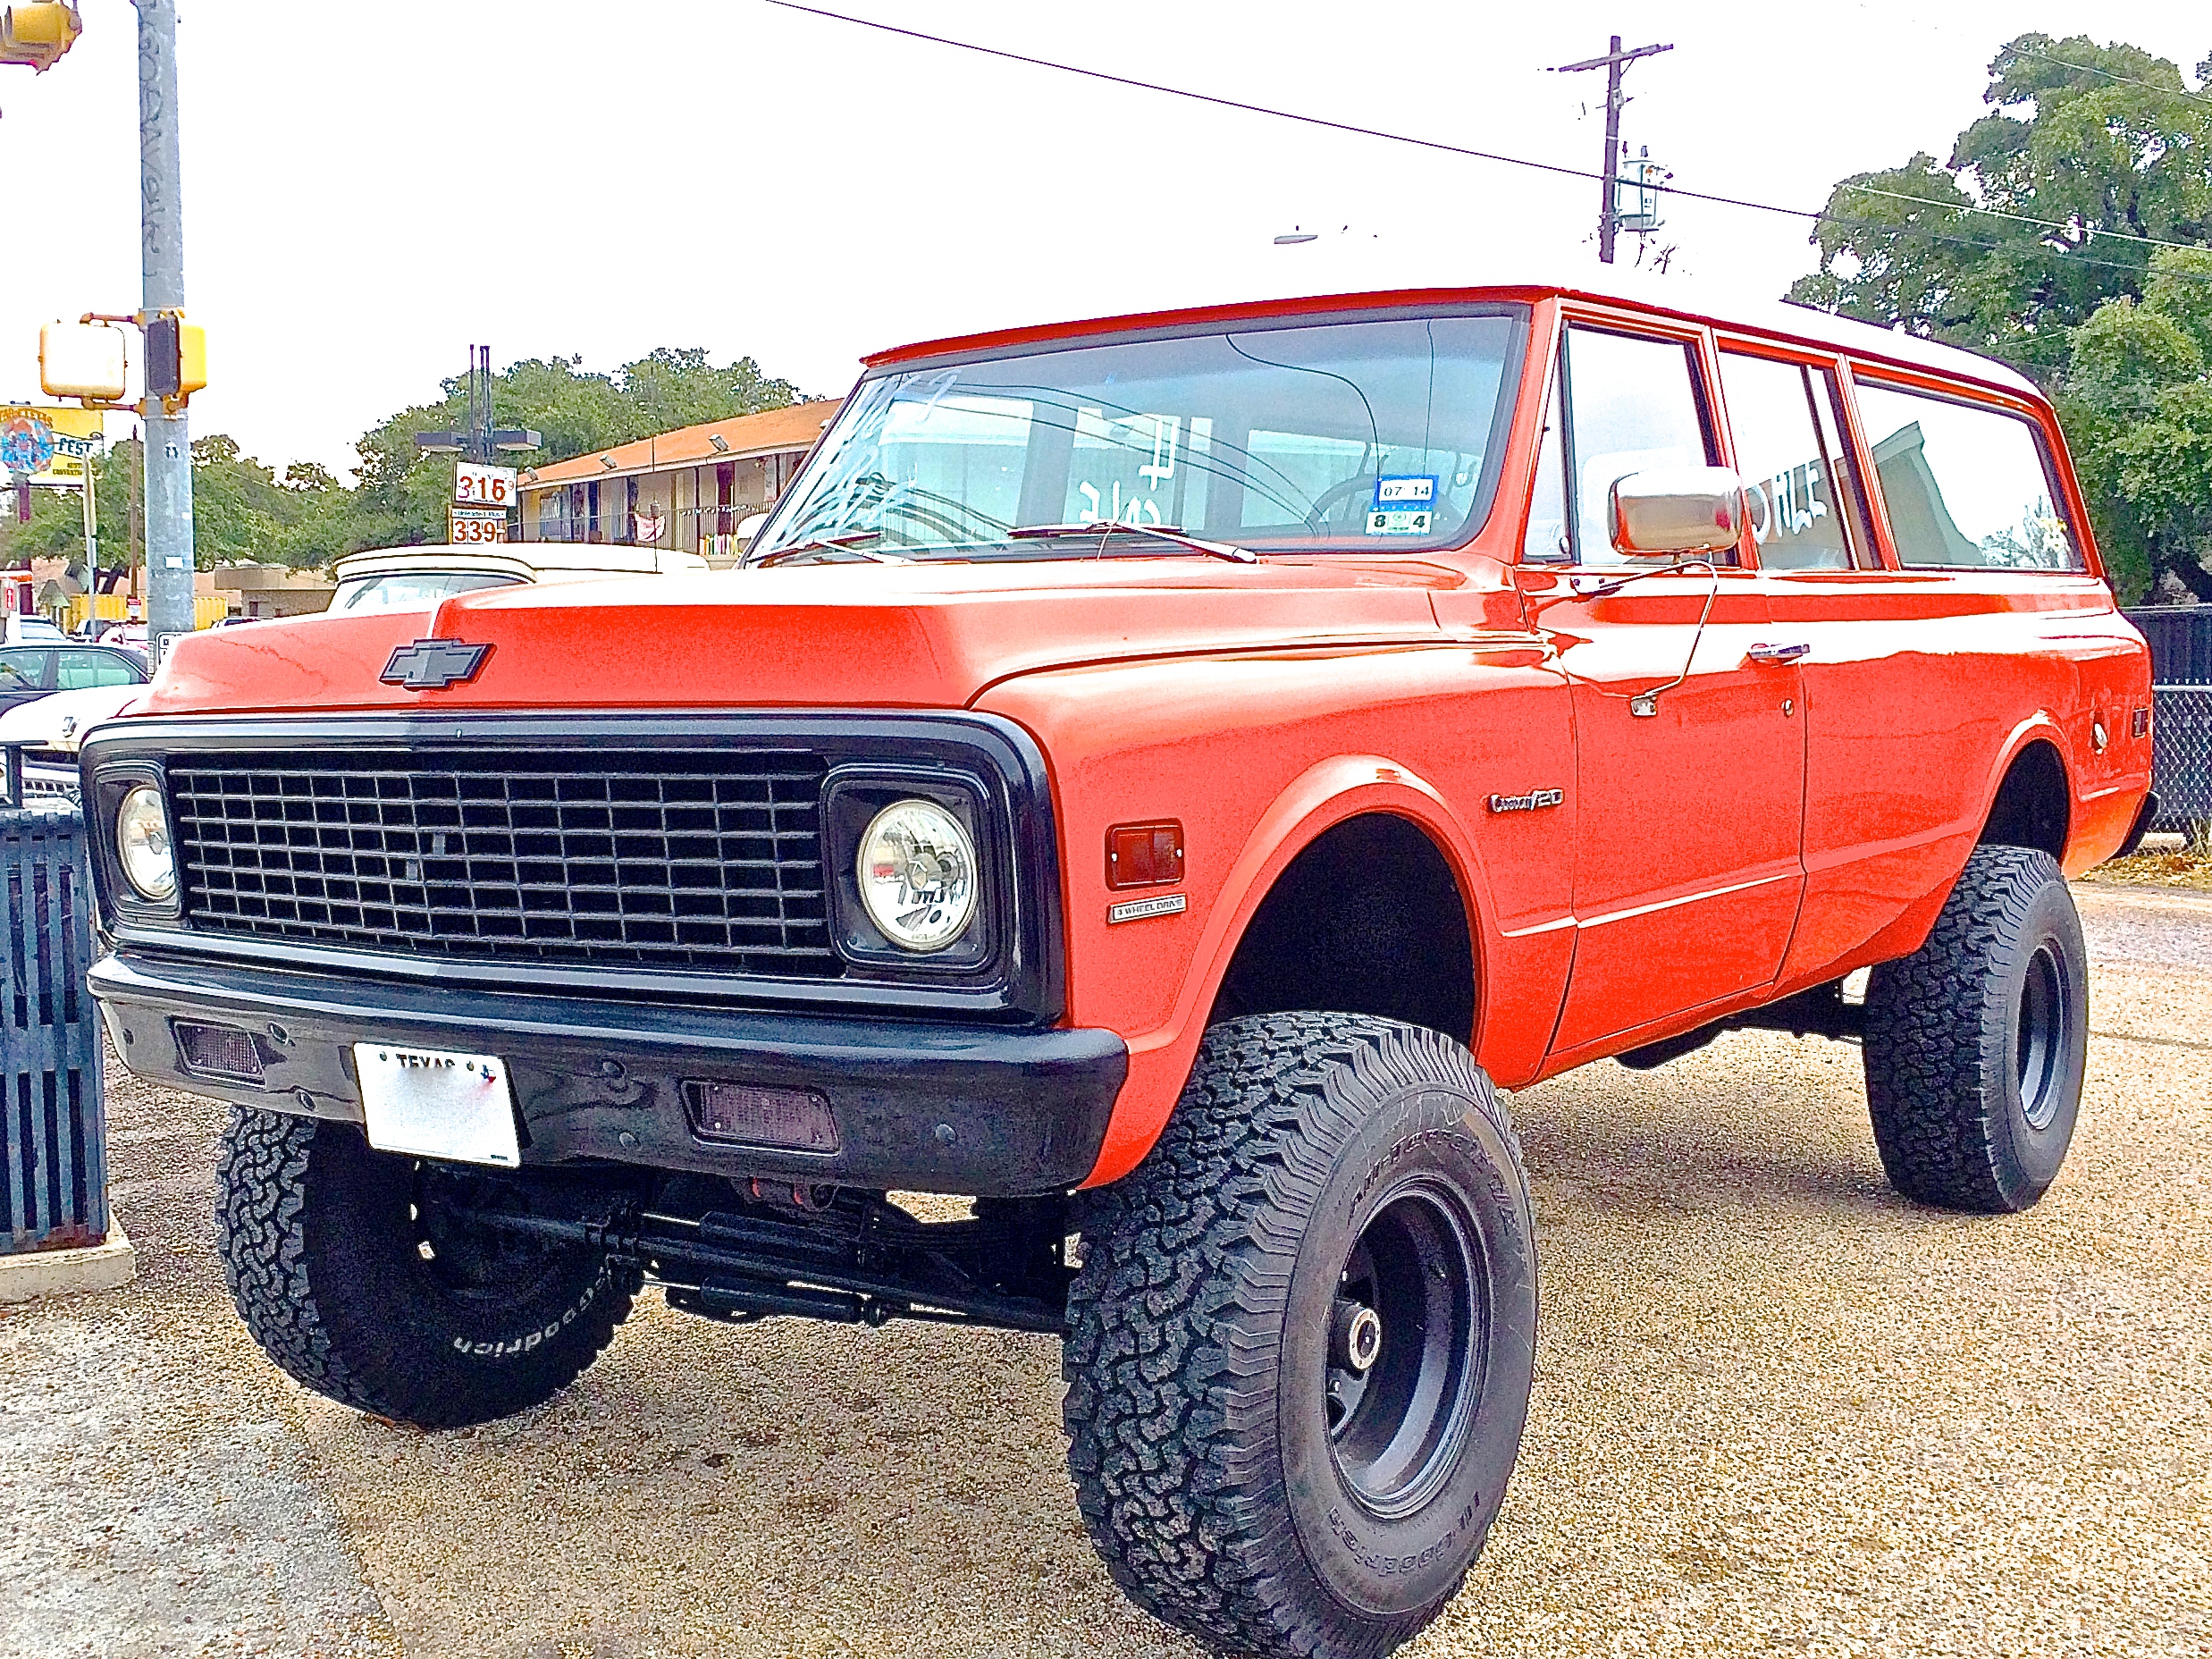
[
  {"xmin": 214, "ymin": 1107, "xmax": 633, "ymax": 1429},
  {"xmin": 1863, "ymin": 845, "xmax": 2089, "ymax": 1213},
  {"xmin": 1064, "ymin": 1013, "xmax": 1537, "ymax": 1659}
]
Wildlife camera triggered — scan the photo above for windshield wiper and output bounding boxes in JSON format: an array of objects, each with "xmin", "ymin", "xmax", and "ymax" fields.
[
  {"xmin": 1006, "ymin": 522, "xmax": 1258, "ymax": 564},
  {"xmin": 752, "ymin": 530, "xmax": 908, "ymax": 568}
]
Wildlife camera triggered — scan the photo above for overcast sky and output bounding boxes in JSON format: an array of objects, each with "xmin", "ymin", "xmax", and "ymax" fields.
[{"xmin": 3, "ymin": 2, "xmax": 2203, "ymax": 477}]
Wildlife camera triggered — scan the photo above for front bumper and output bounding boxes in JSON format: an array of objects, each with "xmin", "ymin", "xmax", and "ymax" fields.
[{"xmin": 90, "ymin": 950, "xmax": 1127, "ymax": 1195}]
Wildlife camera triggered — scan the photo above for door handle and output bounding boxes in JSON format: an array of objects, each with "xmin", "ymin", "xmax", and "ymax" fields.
[{"xmin": 1746, "ymin": 642, "xmax": 1811, "ymax": 663}]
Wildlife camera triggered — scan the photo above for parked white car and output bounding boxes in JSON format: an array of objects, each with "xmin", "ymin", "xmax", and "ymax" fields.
[{"xmin": 0, "ymin": 681, "xmax": 146, "ymax": 804}]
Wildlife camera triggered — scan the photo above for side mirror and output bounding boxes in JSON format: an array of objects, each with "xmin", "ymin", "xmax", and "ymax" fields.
[
  {"xmin": 1608, "ymin": 467, "xmax": 1747, "ymax": 557},
  {"xmin": 734, "ymin": 512, "xmax": 769, "ymax": 543}
]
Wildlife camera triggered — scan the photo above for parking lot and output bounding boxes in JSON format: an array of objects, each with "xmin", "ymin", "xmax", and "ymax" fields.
[{"xmin": 2, "ymin": 881, "xmax": 2206, "ymax": 1659}]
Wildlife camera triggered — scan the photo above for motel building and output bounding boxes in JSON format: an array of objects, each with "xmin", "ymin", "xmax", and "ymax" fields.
[{"xmin": 517, "ymin": 400, "xmax": 840, "ymax": 561}]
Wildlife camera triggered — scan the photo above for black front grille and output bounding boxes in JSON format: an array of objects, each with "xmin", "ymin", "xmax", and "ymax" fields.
[{"xmin": 168, "ymin": 747, "xmax": 837, "ymax": 976}]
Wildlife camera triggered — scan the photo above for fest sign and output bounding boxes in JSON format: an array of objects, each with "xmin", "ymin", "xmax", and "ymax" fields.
[{"xmin": 0, "ymin": 406, "xmax": 105, "ymax": 484}]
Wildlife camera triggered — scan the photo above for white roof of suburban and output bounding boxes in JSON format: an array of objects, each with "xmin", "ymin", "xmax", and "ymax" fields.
[{"xmin": 871, "ymin": 255, "xmax": 2044, "ymax": 404}]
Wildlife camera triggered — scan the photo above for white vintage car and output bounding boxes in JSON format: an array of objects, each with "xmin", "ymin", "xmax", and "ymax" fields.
[
  {"xmin": 330, "ymin": 543, "xmax": 711, "ymax": 613},
  {"xmin": 0, "ymin": 681, "xmax": 146, "ymax": 804}
]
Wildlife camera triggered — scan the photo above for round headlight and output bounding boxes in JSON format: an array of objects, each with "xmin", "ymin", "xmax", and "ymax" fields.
[
  {"xmin": 855, "ymin": 799, "xmax": 978, "ymax": 952},
  {"xmin": 116, "ymin": 784, "xmax": 176, "ymax": 901}
]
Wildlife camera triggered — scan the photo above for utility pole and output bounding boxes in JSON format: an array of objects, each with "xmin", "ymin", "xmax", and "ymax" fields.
[
  {"xmin": 1552, "ymin": 35, "xmax": 1673, "ymax": 265},
  {"xmin": 134, "ymin": 0, "xmax": 193, "ymax": 659}
]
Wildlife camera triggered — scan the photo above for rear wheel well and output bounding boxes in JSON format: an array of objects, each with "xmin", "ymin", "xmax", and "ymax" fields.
[
  {"xmin": 1207, "ymin": 814, "xmax": 1476, "ymax": 1043},
  {"xmin": 1981, "ymin": 739, "xmax": 2069, "ymax": 859}
]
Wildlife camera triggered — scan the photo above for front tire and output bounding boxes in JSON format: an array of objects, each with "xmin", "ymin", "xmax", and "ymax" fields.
[
  {"xmin": 1863, "ymin": 846, "xmax": 2089, "ymax": 1213},
  {"xmin": 214, "ymin": 1107, "xmax": 633, "ymax": 1428},
  {"xmin": 1064, "ymin": 1014, "xmax": 1537, "ymax": 1659}
]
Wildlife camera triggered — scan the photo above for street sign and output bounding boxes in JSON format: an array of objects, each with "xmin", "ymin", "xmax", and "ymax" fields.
[
  {"xmin": 454, "ymin": 461, "xmax": 517, "ymax": 509},
  {"xmin": 448, "ymin": 504, "xmax": 508, "ymax": 544}
]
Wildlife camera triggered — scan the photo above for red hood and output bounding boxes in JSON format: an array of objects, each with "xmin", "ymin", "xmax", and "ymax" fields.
[{"xmin": 139, "ymin": 559, "xmax": 1468, "ymax": 716}]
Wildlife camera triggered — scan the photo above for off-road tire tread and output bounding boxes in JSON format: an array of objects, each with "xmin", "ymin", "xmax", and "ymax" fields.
[
  {"xmin": 214, "ymin": 1107, "xmax": 630, "ymax": 1427},
  {"xmin": 1863, "ymin": 845, "xmax": 2073, "ymax": 1213},
  {"xmin": 1064, "ymin": 1012, "xmax": 1523, "ymax": 1659}
]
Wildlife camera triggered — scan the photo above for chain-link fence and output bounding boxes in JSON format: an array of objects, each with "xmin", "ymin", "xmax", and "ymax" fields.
[{"xmin": 2152, "ymin": 686, "xmax": 2212, "ymax": 834}]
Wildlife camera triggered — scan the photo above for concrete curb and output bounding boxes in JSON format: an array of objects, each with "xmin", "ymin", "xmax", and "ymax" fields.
[{"xmin": 0, "ymin": 1218, "xmax": 137, "ymax": 1304}]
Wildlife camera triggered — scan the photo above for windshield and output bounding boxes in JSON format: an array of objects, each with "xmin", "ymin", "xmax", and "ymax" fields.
[
  {"xmin": 749, "ymin": 307, "xmax": 1527, "ymax": 563},
  {"xmin": 331, "ymin": 571, "xmax": 522, "ymax": 613}
]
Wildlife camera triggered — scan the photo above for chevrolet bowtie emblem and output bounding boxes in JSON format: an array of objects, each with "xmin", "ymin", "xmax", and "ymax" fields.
[{"xmin": 381, "ymin": 639, "xmax": 492, "ymax": 691}]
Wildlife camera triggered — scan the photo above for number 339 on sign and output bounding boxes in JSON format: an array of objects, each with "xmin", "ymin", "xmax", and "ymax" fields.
[{"xmin": 447, "ymin": 506, "xmax": 508, "ymax": 543}]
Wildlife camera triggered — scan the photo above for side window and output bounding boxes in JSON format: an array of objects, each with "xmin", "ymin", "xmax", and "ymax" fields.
[
  {"xmin": 1562, "ymin": 326, "xmax": 1721, "ymax": 566},
  {"xmin": 1854, "ymin": 382, "xmax": 2082, "ymax": 571},
  {"xmin": 55, "ymin": 650, "xmax": 141, "ymax": 690},
  {"xmin": 1812, "ymin": 372, "xmax": 1880, "ymax": 565},
  {"xmin": 0, "ymin": 650, "xmax": 43, "ymax": 694},
  {"xmin": 1718, "ymin": 351, "xmax": 1867, "ymax": 570},
  {"xmin": 1521, "ymin": 353, "xmax": 1569, "ymax": 562}
]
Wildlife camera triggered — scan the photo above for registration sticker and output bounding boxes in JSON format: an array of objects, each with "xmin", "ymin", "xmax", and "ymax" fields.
[
  {"xmin": 355, "ymin": 1042, "xmax": 521, "ymax": 1167},
  {"xmin": 1365, "ymin": 508, "xmax": 1435, "ymax": 536}
]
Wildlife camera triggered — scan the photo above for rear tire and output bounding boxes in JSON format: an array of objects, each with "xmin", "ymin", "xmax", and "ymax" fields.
[
  {"xmin": 1863, "ymin": 846, "xmax": 2089, "ymax": 1213},
  {"xmin": 1064, "ymin": 1013, "xmax": 1537, "ymax": 1659},
  {"xmin": 214, "ymin": 1107, "xmax": 632, "ymax": 1428}
]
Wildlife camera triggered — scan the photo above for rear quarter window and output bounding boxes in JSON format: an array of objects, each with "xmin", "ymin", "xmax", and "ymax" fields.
[{"xmin": 1854, "ymin": 381, "xmax": 2082, "ymax": 572}]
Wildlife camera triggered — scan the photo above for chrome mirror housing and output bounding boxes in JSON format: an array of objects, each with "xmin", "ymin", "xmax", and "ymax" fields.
[{"xmin": 1608, "ymin": 467, "xmax": 1748, "ymax": 557}]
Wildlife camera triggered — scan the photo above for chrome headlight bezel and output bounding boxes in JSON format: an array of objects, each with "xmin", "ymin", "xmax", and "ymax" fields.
[
  {"xmin": 86, "ymin": 759, "xmax": 183, "ymax": 925},
  {"xmin": 821, "ymin": 768, "xmax": 1002, "ymax": 977},
  {"xmin": 116, "ymin": 782, "xmax": 177, "ymax": 901}
]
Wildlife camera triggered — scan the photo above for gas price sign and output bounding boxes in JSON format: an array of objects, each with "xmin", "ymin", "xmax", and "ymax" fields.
[{"xmin": 454, "ymin": 462, "xmax": 517, "ymax": 507}]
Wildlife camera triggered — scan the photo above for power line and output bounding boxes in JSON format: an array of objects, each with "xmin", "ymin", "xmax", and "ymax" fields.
[
  {"xmin": 761, "ymin": 2, "xmax": 2212, "ymax": 265},
  {"xmin": 1842, "ymin": 184, "xmax": 2199, "ymax": 253}
]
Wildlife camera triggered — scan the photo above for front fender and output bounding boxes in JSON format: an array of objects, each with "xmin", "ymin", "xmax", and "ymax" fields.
[{"xmin": 1086, "ymin": 756, "xmax": 1495, "ymax": 1185}]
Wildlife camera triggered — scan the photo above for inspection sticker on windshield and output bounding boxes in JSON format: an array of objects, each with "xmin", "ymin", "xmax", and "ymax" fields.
[
  {"xmin": 356, "ymin": 1042, "xmax": 521, "ymax": 1167},
  {"xmin": 1367, "ymin": 476, "xmax": 1437, "ymax": 535}
]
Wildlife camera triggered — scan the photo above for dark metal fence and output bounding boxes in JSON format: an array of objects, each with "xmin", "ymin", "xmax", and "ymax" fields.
[
  {"xmin": 2152, "ymin": 686, "xmax": 2212, "ymax": 834},
  {"xmin": 2125, "ymin": 606, "xmax": 2212, "ymax": 685},
  {"xmin": 0, "ymin": 776, "xmax": 108, "ymax": 1255}
]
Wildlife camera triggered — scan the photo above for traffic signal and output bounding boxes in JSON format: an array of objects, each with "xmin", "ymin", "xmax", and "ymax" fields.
[
  {"xmin": 144, "ymin": 313, "xmax": 206, "ymax": 403},
  {"xmin": 0, "ymin": 4, "xmax": 81, "ymax": 72},
  {"xmin": 38, "ymin": 320, "xmax": 127, "ymax": 402}
]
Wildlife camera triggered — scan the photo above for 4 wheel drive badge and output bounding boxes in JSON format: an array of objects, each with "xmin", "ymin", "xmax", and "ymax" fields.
[
  {"xmin": 1487, "ymin": 787, "xmax": 1564, "ymax": 814},
  {"xmin": 1108, "ymin": 892, "xmax": 1187, "ymax": 925},
  {"xmin": 381, "ymin": 638, "xmax": 492, "ymax": 690}
]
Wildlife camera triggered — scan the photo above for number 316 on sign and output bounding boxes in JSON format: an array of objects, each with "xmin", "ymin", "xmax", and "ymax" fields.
[{"xmin": 454, "ymin": 461, "xmax": 517, "ymax": 506}]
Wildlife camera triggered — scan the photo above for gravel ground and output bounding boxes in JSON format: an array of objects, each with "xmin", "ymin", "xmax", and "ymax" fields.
[{"xmin": 1, "ymin": 884, "xmax": 2206, "ymax": 1658}]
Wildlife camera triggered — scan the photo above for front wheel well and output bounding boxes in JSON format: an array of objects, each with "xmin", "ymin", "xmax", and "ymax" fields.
[
  {"xmin": 1207, "ymin": 813, "xmax": 1476, "ymax": 1043},
  {"xmin": 1980, "ymin": 739, "xmax": 2069, "ymax": 860}
]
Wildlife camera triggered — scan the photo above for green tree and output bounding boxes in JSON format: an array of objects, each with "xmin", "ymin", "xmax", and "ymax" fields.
[
  {"xmin": 2059, "ymin": 247, "xmax": 2212, "ymax": 600},
  {"xmin": 1789, "ymin": 36, "xmax": 2212, "ymax": 378},
  {"xmin": 0, "ymin": 439, "xmax": 136, "ymax": 570}
]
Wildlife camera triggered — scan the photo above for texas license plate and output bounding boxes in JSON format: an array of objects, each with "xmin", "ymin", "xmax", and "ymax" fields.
[{"xmin": 354, "ymin": 1042, "xmax": 520, "ymax": 1167}]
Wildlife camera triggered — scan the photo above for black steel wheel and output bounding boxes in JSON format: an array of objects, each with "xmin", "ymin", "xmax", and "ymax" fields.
[
  {"xmin": 1065, "ymin": 1013, "xmax": 1537, "ymax": 1659},
  {"xmin": 1324, "ymin": 1183, "xmax": 1485, "ymax": 1520}
]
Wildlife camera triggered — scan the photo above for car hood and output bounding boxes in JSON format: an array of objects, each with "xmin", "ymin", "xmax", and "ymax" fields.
[{"xmin": 139, "ymin": 558, "xmax": 1468, "ymax": 716}]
